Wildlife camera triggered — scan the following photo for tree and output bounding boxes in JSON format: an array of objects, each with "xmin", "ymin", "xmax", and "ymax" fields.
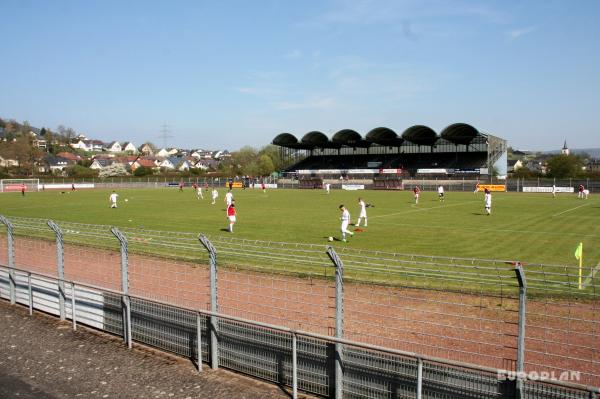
[
  {"xmin": 133, "ymin": 166, "xmax": 154, "ymax": 176},
  {"xmin": 258, "ymin": 145, "xmax": 284, "ymax": 171},
  {"xmin": 512, "ymin": 167, "xmax": 535, "ymax": 178},
  {"xmin": 99, "ymin": 163, "xmax": 129, "ymax": 178},
  {"xmin": 66, "ymin": 165, "xmax": 98, "ymax": 178},
  {"xmin": 546, "ymin": 155, "xmax": 585, "ymax": 178},
  {"xmin": 257, "ymin": 154, "xmax": 275, "ymax": 176}
]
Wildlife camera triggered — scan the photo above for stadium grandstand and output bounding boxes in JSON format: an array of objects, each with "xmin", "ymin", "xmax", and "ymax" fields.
[{"xmin": 273, "ymin": 123, "xmax": 507, "ymax": 189}]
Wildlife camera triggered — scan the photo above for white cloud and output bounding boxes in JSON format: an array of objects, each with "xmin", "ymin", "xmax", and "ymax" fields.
[{"xmin": 507, "ymin": 26, "xmax": 536, "ymax": 40}]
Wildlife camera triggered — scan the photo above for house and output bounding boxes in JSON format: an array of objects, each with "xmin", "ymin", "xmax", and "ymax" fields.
[
  {"xmin": 106, "ymin": 141, "xmax": 122, "ymax": 153},
  {"xmin": 156, "ymin": 148, "xmax": 171, "ymax": 158},
  {"xmin": 191, "ymin": 149, "xmax": 214, "ymax": 159},
  {"xmin": 524, "ymin": 160, "xmax": 547, "ymax": 174},
  {"xmin": 122, "ymin": 142, "xmax": 138, "ymax": 154},
  {"xmin": 212, "ymin": 150, "xmax": 230, "ymax": 159},
  {"xmin": 508, "ymin": 159, "xmax": 523, "ymax": 172},
  {"xmin": 131, "ymin": 158, "xmax": 158, "ymax": 171},
  {"xmin": 158, "ymin": 156, "xmax": 189, "ymax": 171},
  {"xmin": 90, "ymin": 158, "xmax": 115, "ymax": 170},
  {"xmin": 193, "ymin": 158, "xmax": 218, "ymax": 170},
  {"xmin": 139, "ymin": 143, "xmax": 154, "ymax": 155},
  {"xmin": 0, "ymin": 154, "xmax": 19, "ymax": 167},
  {"xmin": 176, "ymin": 158, "xmax": 191, "ymax": 171},
  {"xmin": 70, "ymin": 139, "xmax": 104, "ymax": 152},
  {"xmin": 167, "ymin": 148, "xmax": 179, "ymax": 156},
  {"xmin": 29, "ymin": 131, "xmax": 47, "ymax": 149},
  {"xmin": 56, "ymin": 152, "xmax": 81, "ymax": 162},
  {"xmin": 158, "ymin": 157, "xmax": 176, "ymax": 170},
  {"xmin": 89, "ymin": 140, "xmax": 104, "ymax": 151},
  {"xmin": 588, "ymin": 160, "xmax": 600, "ymax": 173},
  {"xmin": 44, "ymin": 155, "xmax": 69, "ymax": 173}
]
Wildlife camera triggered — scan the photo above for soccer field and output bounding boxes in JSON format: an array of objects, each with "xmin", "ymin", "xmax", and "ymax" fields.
[{"xmin": 0, "ymin": 186, "xmax": 598, "ymax": 268}]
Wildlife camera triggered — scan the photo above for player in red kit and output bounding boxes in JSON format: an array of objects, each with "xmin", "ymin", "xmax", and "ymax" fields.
[
  {"xmin": 413, "ymin": 186, "xmax": 420, "ymax": 204},
  {"xmin": 226, "ymin": 200, "xmax": 237, "ymax": 232}
]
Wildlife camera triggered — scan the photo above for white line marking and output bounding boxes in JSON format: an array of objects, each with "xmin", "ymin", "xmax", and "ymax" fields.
[
  {"xmin": 583, "ymin": 261, "xmax": 600, "ymax": 288},
  {"xmin": 370, "ymin": 201, "xmax": 478, "ymax": 219},
  {"xmin": 552, "ymin": 203, "xmax": 590, "ymax": 217}
]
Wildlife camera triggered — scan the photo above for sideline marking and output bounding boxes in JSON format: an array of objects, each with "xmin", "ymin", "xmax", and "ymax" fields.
[
  {"xmin": 552, "ymin": 203, "xmax": 589, "ymax": 217},
  {"xmin": 371, "ymin": 201, "xmax": 478, "ymax": 219}
]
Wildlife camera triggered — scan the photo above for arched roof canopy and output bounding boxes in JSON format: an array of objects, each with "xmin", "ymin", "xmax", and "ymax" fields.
[
  {"xmin": 440, "ymin": 123, "xmax": 480, "ymax": 145},
  {"xmin": 402, "ymin": 125, "xmax": 438, "ymax": 146},
  {"xmin": 272, "ymin": 133, "xmax": 299, "ymax": 146},
  {"xmin": 301, "ymin": 131, "xmax": 341, "ymax": 149},
  {"xmin": 332, "ymin": 129, "xmax": 370, "ymax": 148},
  {"xmin": 272, "ymin": 132, "xmax": 314, "ymax": 149},
  {"xmin": 366, "ymin": 127, "xmax": 404, "ymax": 146}
]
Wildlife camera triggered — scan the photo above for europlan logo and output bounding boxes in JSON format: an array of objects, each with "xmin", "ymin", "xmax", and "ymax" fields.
[{"xmin": 498, "ymin": 370, "xmax": 581, "ymax": 382}]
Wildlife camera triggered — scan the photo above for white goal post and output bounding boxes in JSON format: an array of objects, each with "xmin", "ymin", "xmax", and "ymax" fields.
[{"xmin": 0, "ymin": 179, "xmax": 40, "ymax": 193}]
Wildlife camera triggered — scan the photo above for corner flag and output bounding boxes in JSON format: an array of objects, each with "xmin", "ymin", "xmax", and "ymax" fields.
[
  {"xmin": 575, "ymin": 243, "xmax": 583, "ymax": 290},
  {"xmin": 575, "ymin": 242, "xmax": 583, "ymax": 261}
]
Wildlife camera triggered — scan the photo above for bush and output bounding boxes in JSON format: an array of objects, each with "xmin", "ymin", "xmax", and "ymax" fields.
[
  {"xmin": 133, "ymin": 166, "xmax": 154, "ymax": 177},
  {"xmin": 65, "ymin": 165, "xmax": 99, "ymax": 178}
]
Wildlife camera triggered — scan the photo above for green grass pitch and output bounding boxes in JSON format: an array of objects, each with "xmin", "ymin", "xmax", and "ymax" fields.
[{"xmin": 0, "ymin": 187, "xmax": 599, "ymax": 268}]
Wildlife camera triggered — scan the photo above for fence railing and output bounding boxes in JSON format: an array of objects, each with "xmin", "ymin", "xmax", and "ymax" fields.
[{"xmin": 0, "ymin": 215, "xmax": 598, "ymax": 398}]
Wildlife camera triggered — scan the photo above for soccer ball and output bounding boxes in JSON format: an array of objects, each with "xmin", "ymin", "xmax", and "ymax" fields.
[
  {"xmin": 125, "ymin": 199, "xmax": 129, "ymax": 202},
  {"xmin": 328, "ymin": 236, "xmax": 334, "ymax": 242}
]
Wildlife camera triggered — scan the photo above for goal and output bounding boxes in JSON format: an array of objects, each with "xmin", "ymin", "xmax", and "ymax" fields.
[{"xmin": 0, "ymin": 179, "xmax": 40, "ymax": 193}]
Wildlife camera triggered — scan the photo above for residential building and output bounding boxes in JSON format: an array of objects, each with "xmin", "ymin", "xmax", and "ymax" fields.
[
  {"xmin": 106, "ymin": 141, "xmax": 122, "ymax": 153},
  {"xmin": 139, "ymin": 143, "xmax": 154, "ymax": 155},
  {"xmin": 122, "ymin": 142, "xmax": 138, "ymax": 154},
  {"xmin": 156, "ymin": 148, "xmax": 171, "ymax": 158}
]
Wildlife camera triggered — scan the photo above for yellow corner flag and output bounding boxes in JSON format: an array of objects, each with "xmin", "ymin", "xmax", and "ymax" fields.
[{"xmin": 575, "ymin": 242, "xmax": 583, "ymax": 290}]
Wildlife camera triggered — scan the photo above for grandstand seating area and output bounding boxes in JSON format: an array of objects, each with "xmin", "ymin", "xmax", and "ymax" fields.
[
  {"xmin": 287, "ymin": 152, "xmax": 487, "ymax": 177},
  {"xmin": 273, "ymin": 124, "xmax": 507, "ymax": 181}
]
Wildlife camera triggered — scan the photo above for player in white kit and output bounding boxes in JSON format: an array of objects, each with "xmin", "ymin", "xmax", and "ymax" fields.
[
  {"xmin": 484, "ymin": 188, "xmax": 492, "ymax": 215},
  {"xmin": 211, "ymin": 188, "xmax": 218, "ymax": 205},
  {"xmin": 225, "ymin": 190, "xmax": 233, "ymax": 206},
  {"xmin": 339, "ymin": 205, "xmax": 355, "ymax": 242},
  {"xmin": 356, "ymin": 198, "xmax": 367, "ymax": 227},
  {"xmin": 109, "ymin": 191, "xmax": 119, "ymax": 208}
]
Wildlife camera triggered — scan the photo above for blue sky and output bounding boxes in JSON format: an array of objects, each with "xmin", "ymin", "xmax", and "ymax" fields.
[{"xmin": 1, "ymin": 0, "xmax": 599, "ymax": 151}]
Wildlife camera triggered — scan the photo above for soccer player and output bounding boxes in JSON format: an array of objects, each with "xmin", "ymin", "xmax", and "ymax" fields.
[
  {"xmin": 225, "ymin": 190, "xmax": 233, "ymax": 206},
  {"xmin": 196, "ymin": 185, "xmax": 204, "ymax": 200},
  {"xmin": 261, "ymin": 182, "xmax": 266, "ymax": 193},
  {"xmin": 109, "ymin": 191, "xmax": 119, "ymax": 208},
  {"xmin": 437, "ymin": 185, "xmax": 445, "ymax": 202},
  {"xmin": 413, "ymin": 186, "xmax": 420, "ymax": 204},
  {"xmin": 339, "ymin": 205, "xmax": 354, "ymax": 242},
  {"xmin": 21, "ymin": 184, "xmax": 26, "ymax": 196},
  {"xmin": 356, "ymin": 198, "xmax": 368, "ymax": 227},
  {"xmin": 474, "ymin": 182, "xmax": 480, "ymax": 194},
  {"xmin": 578, "ymin": 185, "xmax": 585, "ymax": 199},
  {"xmin": 226, "ymin": 200, "xmax": 236, "ymax": 232},
  {"xmin": 71, "ymin": 183, "xmax": 76, "ymax": 191},
  {"xmin": 211, "ymin": 188, "xmax": 218, "ymax": 205},
  {"xmin": 484, "ymin": 188, "xmax": 492, "ymax": 215},
  {"xmin": 179, "ymin": 182, "xmax": 184, "ymax": 192},
  {"xmin": 552, "ymin": 184, "xmax": 557, "ymax": 198},
  {"xmin": 583, "ymin": 189, "xmax": 590, "ymax": 199},
  {"xmin": 325, "ymin": 183, "xmax": 331, "ymax": 194}
]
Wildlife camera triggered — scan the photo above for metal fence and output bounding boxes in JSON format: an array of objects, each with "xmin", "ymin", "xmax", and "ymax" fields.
[{"xmin": 0, "ymin": 215, "xmax": 598, "ymax": 399}]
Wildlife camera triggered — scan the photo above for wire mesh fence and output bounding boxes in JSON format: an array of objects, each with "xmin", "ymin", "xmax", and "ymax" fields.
[{"xmin": 0, "ymin": 214, "xmax": 599, "ymax": 396}]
